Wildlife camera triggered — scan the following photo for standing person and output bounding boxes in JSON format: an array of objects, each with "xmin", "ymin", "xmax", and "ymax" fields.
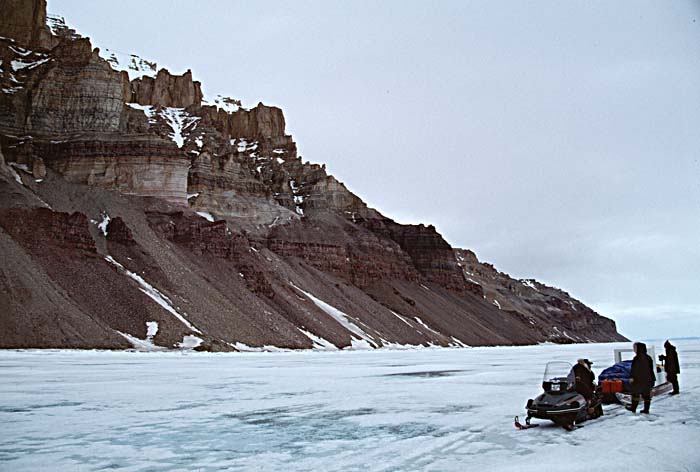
[
  {"xmin": 664, "ymin": 340, "xmax": 681, "ymax": 395},
  {"xmin": 628, "ymin": 342, "xmax": 655, "ymax": 414}
]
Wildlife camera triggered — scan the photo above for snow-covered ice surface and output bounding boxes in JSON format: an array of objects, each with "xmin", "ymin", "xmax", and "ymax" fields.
[{"xmin": 1, "ymin": 340, "xmax": 698, "ymax": 471}]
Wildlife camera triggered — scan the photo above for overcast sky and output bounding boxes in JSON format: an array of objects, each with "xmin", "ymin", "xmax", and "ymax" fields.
[{"xmin": 50, "ymin": 0, "xmax": 700, "ymax": 340}]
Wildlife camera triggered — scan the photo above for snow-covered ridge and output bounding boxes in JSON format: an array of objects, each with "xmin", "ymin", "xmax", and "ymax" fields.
[
  {"xmin": 49, "ymin": 10, "xmax": 158, "ymax": 82},
  {"xmin": 101, "ymin": 48, "xmax": 157, "ymax": 80},
  {"xmin": 521, "ymin": 279, "xmax": 540, "ymax": 291},
  {"xmin": 203, "ymin": 94, "xmax": 245, "ymax": 113},
  {"xmin": 46, "ymin": 14, "xmax": 80, "ymax": 40}
]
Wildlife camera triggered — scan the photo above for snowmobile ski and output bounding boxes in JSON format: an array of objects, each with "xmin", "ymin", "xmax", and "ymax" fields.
[
  {"xmin": 615, "ymin": 392, "xmax": 632, "ymax": 407},
  {"xmin": 514, "ymin": 416, "xmax": 539, "ymax": 430}
]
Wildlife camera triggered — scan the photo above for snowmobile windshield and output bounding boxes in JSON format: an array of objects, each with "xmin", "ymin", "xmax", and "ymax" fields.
[{"xmin": 543, "ymin": 361, "xmax": 575, "ymax": 391}]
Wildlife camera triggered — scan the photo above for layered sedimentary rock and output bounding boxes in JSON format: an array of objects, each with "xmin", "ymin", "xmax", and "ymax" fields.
[
  {"xmin": 0, "ymin": 207, "xmax": 95, "ymax": 252},
  {"xmin": 43, "ymin": 139, "xmax": 189, "ymax": 204},
  {"xmin": 0, "ymin": 31, "xmax": 189, "ymax": 204},
  {"xmin": 265, "ymin": 216, "xmax": 421, "ymax": 288},
  {"xmin": 454, "ymin": 249, "xmax": 623, "ymax": 343},
  {"xmin": 0, "ymin": 0, "xmax": 627, "ymax": 350},
  {"xmin": 25, "ymin": 39, "xmax": 130, "ymax": 134}
]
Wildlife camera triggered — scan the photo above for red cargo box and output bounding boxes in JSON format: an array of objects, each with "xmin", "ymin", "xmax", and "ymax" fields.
[{"xmin": 602, "ymin": 379, "xmax": 623, "ymax": 393}]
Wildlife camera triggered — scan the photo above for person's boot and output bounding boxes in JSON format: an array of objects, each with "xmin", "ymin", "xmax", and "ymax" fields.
[
  {"xmin": 641, "ymin": 400, "xmax": 651, "ymax": 414},
  {"xmin": 671, "ymin": 378, "xmax": 680, "ymax": 394},
  {"xmin": 626, "ymin": 399, "xmax": 638, "ymax": 413},
  {"xmin": 671, "ymin": 382, "xmax": 680, "ymax": 395}
]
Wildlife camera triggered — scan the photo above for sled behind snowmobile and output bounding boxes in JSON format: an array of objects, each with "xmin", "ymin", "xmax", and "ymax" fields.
[{"xmin": 599, "ymin": 346, "xmax": 673, "ymax": 404}]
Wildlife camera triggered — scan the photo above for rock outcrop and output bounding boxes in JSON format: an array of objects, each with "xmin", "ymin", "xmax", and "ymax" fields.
[
  {"xmin": 0, "ymin": 0, "xmax": 627, "ymax": 350},
  {"xmin": 130, "ymin": 69, "xmax": 203, "ymax": 108},
  {"xmin": 0, "ymin": 0, "xmax": 53, "ymax": 49},
  {"xmin": 0, "ymin": 208, "xmax": 95, "ymax": 252}
]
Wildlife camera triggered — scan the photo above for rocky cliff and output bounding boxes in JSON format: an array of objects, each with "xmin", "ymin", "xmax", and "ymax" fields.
[{"xmin": 0, "ymin": 1, "xmax": 627, "ymax": 350}]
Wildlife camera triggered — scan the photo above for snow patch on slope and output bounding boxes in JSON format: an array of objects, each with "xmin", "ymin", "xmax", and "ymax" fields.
[
  {"xmin": 116, "ymin": 331, "xmax": 165, "ymax": 351},
  {"xmin": 291, "ymin": 283, "xmax": 378, "ymax": 349},
  {"xmin": 97, "ymin": 213, "xmax": 110, "ymax": 236},
  {"xmin": 230, "ymin": 342, "xmax": 289, "ymax": 353},
  {"xmin": 7, "ymin": 166, "xmax": 23, "ymax": 185},
  {"xmin": 125, "ymin": 102, "xmax": 156, "ymax": 120},
  {"xmin": 298, "ymin": 328, "xmax": 338, "ymax": 351},
  {"xmin": 390, "ymin": 310, "xmax": 414, "ymax": 327},
  {"xmin": 10, "ymin": 57, "xmax": 50, "ymax": 71},
  {"xmin": 177, "ymin": 335, "xmax": 203, "ymax": 350},
  {"xmin": 160, "ymin": 107, "xmax": 200, "ymax": 148},
  {"xmin": 414, "ymin": 317, "xmax": 441, "ymax": 336},
  {"xmin": 105, "ymin": 256, "xmax": 201, "ymax": 334},
  {"xmin": 146, "ymin": 321, "xmax": 159, "ymax": 339},
  {"xmin": 196, "ymin": 211, "xmax": 214, "ymax": 222}
]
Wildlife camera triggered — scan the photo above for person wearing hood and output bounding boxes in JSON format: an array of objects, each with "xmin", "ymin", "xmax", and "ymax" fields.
[
  {"xmin": 663, "ymin": 340, "xmax": 681, "ymax": 395},
  {"xmin": 628, "ymin": 342, "xmax": 656, "ymax": 414},
  {"xmin": 572, "ymin": 358, "xmax": 595, "ymax": 405}
]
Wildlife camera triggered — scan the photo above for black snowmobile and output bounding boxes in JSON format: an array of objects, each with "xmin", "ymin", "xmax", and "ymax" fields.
[{"xmin": 518, "ymin": 361, "xmax": 603, "ymax": 431}]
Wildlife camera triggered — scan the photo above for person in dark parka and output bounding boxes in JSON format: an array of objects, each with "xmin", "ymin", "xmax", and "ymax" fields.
[
  {"xmin": 664, "ymin": 340, "xmax": 681, "ymax": 394},
  {"xmin": 572, "ymin": 358, "xmax": 595, "ymax": 404},
  {"xmin": 628, "ymin": 342, "xmax": 656, "ymax": 414}
]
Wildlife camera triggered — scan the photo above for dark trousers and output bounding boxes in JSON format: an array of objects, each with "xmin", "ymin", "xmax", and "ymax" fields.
[
  {"xmin": 631, "ymin": 389, "xmax": 651, "ymax": 413},
  {"xmin": 575, "ymin": 383, "xmax": 594, "ymax": 403},
  {"xmin": 668, "ymin": 373, "xmax": 680, "ymax": 393}
]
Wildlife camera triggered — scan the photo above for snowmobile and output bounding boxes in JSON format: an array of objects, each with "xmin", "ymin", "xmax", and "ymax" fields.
[{"xmin": 519, "ymin": 361, "xmax": 603, "ymax": 431}]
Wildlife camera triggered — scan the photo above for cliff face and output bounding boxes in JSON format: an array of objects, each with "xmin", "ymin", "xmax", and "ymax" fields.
[
  {"xmin": 0, "ymin": 1, "xmax": 627, "ymax": 350},
  {"xmin": 0, "ymin": 0, "xmax": 53, "ymax": 49},
  {"xmin": 454, "ymin": 249, "xmax": 624, "ymax": 343}
]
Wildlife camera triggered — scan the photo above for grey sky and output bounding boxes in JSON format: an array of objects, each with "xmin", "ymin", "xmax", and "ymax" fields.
[{"xmin": 50, "ymin": 0, "xmax": 700, "ymax": 340}]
